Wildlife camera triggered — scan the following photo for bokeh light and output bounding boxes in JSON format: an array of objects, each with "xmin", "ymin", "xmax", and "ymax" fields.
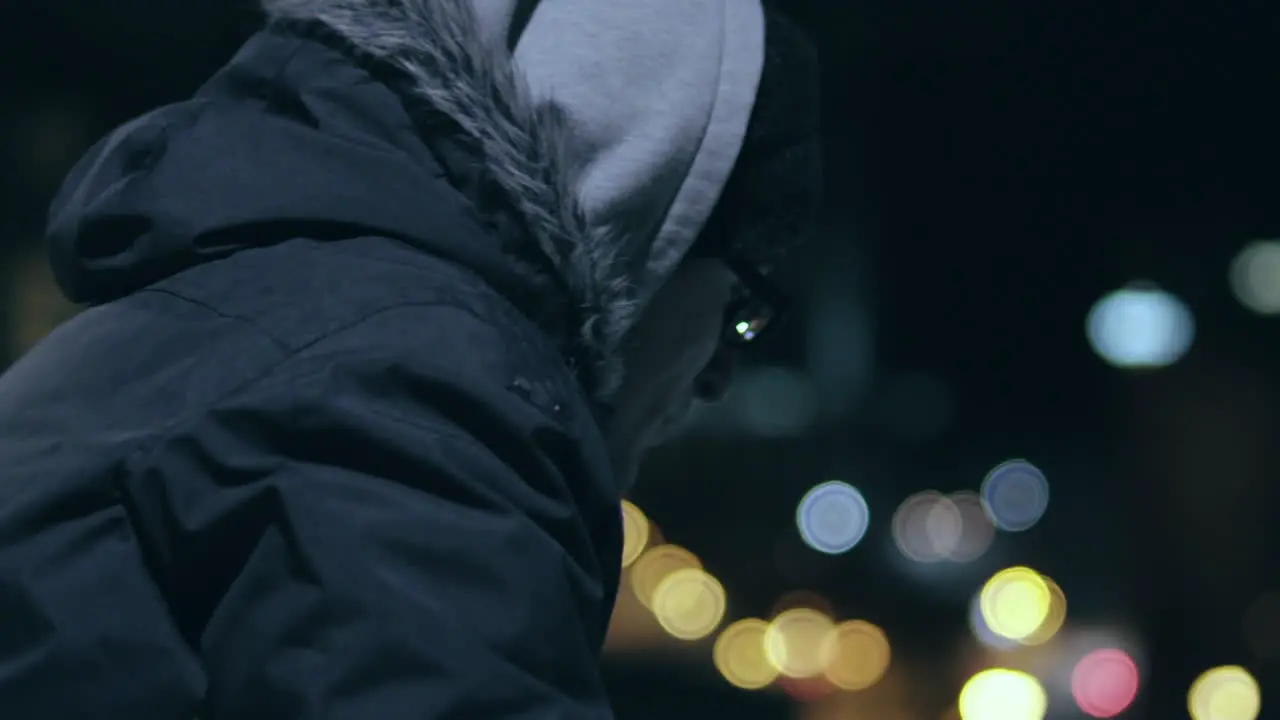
[
  {"xmin": 947, "ymin": 490, "xmax": 997, "ymax": 562},
  {"xmin": 651, "ymin": 567, "xmax": 726, "ymax": 640},
  {"xmin": 1022, "ymin": 575, "xmax": 1067, "ymax": 646},
  {"xmin": 893, "ymin": 491, "xmax": 962, "ymax": 562},
  {"xmin": 764, "ymin": 608, "xmax": 836, "ymax": 678},
  {"xmin": 959, "ymin": 668, "xmax": 1048, "ymax": 720},
  {"xmin": 1188, "ymin": 666, "xmax": 1261, "ymax": 720},
  {"xmin": 1086, "ymin": 284, "xmax": 1195, "ymax": 369},
  {"xmin": 1229, "ymin": 240, "xmax": 1280, "ymax": 315},
  {"xmin": 821, "ymin": 620, "xmax": 891, "ymax": 690},
  {"xmin": 630, "ymin": 544, "xmax": 702, "ymax": 609},
  {"xmin": 1071, "ymin": 648, "xmax": 1140, "ymax": 718},
  {"xmin": 714, "ymin": 618, "xmax": 779, "ymax": 690},
  {"xmin": 969, "ymin": 593, "xmax": 1020, "ymax": 650},
  {"xmin": 796, "ymin": 480, "xmax": 870, "ymax": 554},
  {"xmin": 979, "ymin": 567, "xmax": 1051, "ymax": 642},
  {"xmin": 620, "ymin": 500, "xmax": 651, "ymax": 568},
  {"xmin": 7, "ymin": 244, "xmax": 79, "ymax": 357},
  {"xmin": 646, "ymin": 522, "xmax": 665, "ymax": 547},
  {"xmin": 980, "ymin": 460, "xmax": 1050, "ymax": 532}
]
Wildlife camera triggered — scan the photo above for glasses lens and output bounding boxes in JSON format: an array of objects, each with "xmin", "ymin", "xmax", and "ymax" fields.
[{"xmin": 726, "ymin": 297, "xmax": 775, "ymax": 344}]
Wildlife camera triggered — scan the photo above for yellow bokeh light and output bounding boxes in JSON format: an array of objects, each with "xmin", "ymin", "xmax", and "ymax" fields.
[
  {"xmin": 1188, "ymin": 666, "xmax": 1261, "ymax": 720},
  {"xmin": 714, "ymin": 618, "xmax": 779, "ymax": 689},
  {"xmin": 969, "ymin": 592, "xmax": 1019, "ymax": 650},
  {"xmin": 620, "ymin": 500, "xmax": 651, "ymax": 568},
  {"xmin": 979, "ymin": 567, "xmax": 1051, "ymax": 641},
  {"xmin": 959, "ymin": 668, "xmax": 1048, "ymax": 720},
  {"xmin": 652, "ymin": 567, "xmax": 726, "ymax": 641},
  {"xmin": 764, "ymin": 608, "xmax": 836, "ymax": 679},
  {"xmin": 822, "ymin": 620, "xmax": 891, "ymax": 690},
  {"xmin": 1021, "ymin": 576, "xmax": 1066, "ymax": 646},
  {"xmin": 629, "ymin": 544, "xmax": 701, "ymax": 609}
]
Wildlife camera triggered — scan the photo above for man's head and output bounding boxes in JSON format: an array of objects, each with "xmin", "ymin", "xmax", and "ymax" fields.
[
  {"xmin": 605, "ymin": 6, "xmax": 822, "ymax": 483},
  {"xmin": 605, "ymin": 257, "xmax": 736, "ymax": 477}
]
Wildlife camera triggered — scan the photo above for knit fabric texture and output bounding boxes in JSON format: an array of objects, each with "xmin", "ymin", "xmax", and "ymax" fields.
[{"xmin": 694, "ymin": 6, "xmax": 823, "ymax": 271}]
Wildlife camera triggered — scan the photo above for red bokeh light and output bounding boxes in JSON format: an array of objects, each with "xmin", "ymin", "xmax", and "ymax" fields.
[{"xmin": 1071, "ymin": 648, "xmax": 1140, "ymax": 718}]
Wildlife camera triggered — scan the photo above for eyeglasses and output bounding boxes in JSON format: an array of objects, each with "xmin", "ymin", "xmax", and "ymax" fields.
[{"xmin": 721, "ymin": 254, "xmax": 791, "ymax": 346}]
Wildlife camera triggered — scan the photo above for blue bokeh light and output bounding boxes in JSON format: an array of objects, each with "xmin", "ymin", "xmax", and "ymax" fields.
[
  {"xmin": 980, "ymin": 459, "xmax": 1050, "ymax": 532},
  {"xmin": 796, "ymin": 480, "xmax": 870, "ymax": 554}
]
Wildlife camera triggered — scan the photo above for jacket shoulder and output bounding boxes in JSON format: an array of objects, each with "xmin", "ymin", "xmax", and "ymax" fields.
[
  {"xmin": 149, "ymin": 234, "xmax": 587, "ymax": 421},
  {"xmin": 0, "ymin": 235, "xmax": 589, "ymax": 472},
  {"xmin": 156, "ymin": 237, "xmax": 505, "ymax": 348}
]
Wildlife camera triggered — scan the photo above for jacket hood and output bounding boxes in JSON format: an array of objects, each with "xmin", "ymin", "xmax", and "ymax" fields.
[{"xmin": 47, "ymin": 0, "xmax": 765, "ymax": 402}]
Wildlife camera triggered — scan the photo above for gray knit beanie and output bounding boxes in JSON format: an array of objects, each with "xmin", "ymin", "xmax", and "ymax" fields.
[{"xmin": 694, "ymin": 6, "xmax": 823, "ymax": 271}]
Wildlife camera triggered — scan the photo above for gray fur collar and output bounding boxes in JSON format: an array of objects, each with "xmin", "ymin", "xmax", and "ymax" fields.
[{"xmin": 260, "ymin": 0, "xmax": 635, "ymax": 402}]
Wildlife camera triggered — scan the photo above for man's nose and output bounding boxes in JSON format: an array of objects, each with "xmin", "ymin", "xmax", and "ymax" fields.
[{"xmin": 694, "ymin": 346, "xmax": 738, "ymax": 402}]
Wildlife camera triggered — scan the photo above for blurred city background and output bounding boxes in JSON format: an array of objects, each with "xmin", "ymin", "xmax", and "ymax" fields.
[{"xmin": 3, "ymin": 1, "xmax": 1279, "ymax": 718}]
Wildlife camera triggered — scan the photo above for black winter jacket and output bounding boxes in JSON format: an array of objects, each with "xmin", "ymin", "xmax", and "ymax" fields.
[{"xmin": 0, "ymin": 24, "xmax": 622, "ymax": 719}]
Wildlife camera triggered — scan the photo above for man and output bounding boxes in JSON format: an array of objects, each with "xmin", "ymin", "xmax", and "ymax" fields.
[{"xmin": 0, "ymin": 1, "xmax": 820, "ymax": 717}]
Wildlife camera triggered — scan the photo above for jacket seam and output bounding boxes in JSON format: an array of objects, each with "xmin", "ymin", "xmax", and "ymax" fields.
[
  {"xmin": 122, "ymin": 298, "xmax": 533, "ymax": 477},
  {"xmin": 138, "ymin": 288, "xmax": 292, "ymax": 354}
]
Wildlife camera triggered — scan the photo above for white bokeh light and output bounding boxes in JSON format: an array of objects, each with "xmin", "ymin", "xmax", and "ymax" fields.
[
  {"xmin": 892, "ymin": 491, "xmax": 962, "ymax": 562},
  {"xmin": 1086, "ymin": 284, "xmax": 1194, "ymax": 369},
  {"xmin": 1230, "ymin": 240, "xmax": 1280, "ymax": 315}
]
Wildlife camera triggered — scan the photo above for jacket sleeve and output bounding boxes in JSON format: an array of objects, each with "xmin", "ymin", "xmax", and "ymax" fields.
[{"xmin": 131, "ymin": 306, "xmax": 617, "ymax": 719}]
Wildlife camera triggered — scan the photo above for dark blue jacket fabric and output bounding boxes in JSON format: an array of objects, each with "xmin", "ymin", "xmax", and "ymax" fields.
[{"xmin": 0, "ymin": 25, "xmax": 621, "ymax": 719}]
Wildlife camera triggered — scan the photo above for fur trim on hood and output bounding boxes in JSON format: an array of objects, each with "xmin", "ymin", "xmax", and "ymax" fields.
[{"xmin": 259, "ymin": 0, "xmax": 765, "ymax": 402}]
